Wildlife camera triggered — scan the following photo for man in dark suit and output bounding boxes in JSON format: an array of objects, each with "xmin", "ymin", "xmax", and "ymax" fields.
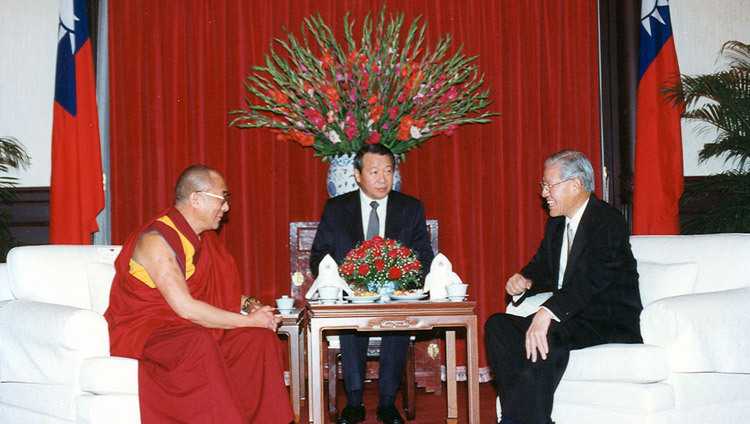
[
  {"xmin": 310, "ymin": 144, "xmax": 434, "ymax": 424},
  {"xmin": 485, "ymin": 150, "xmax": 642, "ymax": 424}
]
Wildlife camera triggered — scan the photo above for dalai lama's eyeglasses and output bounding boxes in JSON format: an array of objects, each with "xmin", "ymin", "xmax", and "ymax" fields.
[
  {"xmin": 538, "ymin": 179, "xmax": 572, "ymax": 192},
  {"xmin": 197, "ymin": 190, "xmax": 230, "ymax": 204}
]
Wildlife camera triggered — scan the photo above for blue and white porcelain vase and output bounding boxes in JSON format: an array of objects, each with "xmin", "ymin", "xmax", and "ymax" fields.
[
  {"xmin": 367, "ymin": 280, "xmax": 396, "ymax": 302},
  {"xmin": 325, "ymin": 152, "xmax": 402, "ymax": 198}
]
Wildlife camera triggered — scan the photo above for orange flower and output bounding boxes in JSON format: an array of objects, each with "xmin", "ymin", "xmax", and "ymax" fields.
[
  {"xmin": 324, "ymin": 86, "xmax": 340, "ymax": 102},
  {"xmin": 370, "ymin": 104, "xmax": 384, "ymax": 122},
  {"xmin": 368, "ymin": 95, "xmax": 379, "ymax": 106},
  {"xmin": 397, "ymin": 115, "xmax": 415, "ymax": 141},
  {"xmin": 320, "ymin": 53, "xmax": 334, "ymax": 69},
  {"xmin": 268, "ymin": 89, "xmax": 288, "ymax": 105},
  {"xmin": 405, "ymin": 69, "xmax": 424, "ymax": 93},
  {"xmin": 291, "ymin": 131, "xmax": 314, "ymax": 147}
]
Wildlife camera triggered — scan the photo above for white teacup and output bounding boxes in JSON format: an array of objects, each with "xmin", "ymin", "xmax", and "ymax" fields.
[
  {"xmin": 445, "ymin": 283, "xmax": 468, "ymax": 298},
  {"xmin": 317, "ymin": 286, "xmax": 340, "ymax": 304},
  {"xmin": 276, "ymin": 295, "xmax": 294, "ymax": 313}
]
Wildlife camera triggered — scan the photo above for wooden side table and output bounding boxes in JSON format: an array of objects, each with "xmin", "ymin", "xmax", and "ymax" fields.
[
  {"xmin": 305, "ymin": 300, "xmax": 479, "ymax": 424},
  {"xmin": 278, "ymin": 307, "xmax": 306, "ymax": 423}
]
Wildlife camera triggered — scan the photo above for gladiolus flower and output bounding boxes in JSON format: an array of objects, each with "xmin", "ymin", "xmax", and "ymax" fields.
[
  {"xmin": 345, "ymin": 125, "xmax": 357, "ymax": 141},
  {"xmin": 366, "ymin": 131, "xmax": 380, "ymax": 145},
  {"xmin": 324, "ymin": 86, "xmax": 340, "ymax": 102}
]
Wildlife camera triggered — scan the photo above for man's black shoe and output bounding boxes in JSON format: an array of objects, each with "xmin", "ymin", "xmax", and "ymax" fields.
[
  {"xmin": 376, "ymin": 405, "xmax": 405, "ymax": 424},
  {"xmin": 337, "ymin": 405, "xmax": 366, "ymax": 424}
]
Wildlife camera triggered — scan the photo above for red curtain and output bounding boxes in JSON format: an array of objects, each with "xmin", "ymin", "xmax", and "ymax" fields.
[{"xmin": 108, "ymin": 0, "xmax": 601, "ymax": 369}]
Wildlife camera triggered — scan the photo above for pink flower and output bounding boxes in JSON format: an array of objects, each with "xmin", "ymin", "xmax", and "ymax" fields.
[
  {"xmin": 388, "ymin": 106, "xmax": 399, "ymax": 120},
  {"xmin": 444, "ymin": 124, "xmax": 458, "ymax": 137},
  {"xmin": 304, "ymin": 109, "xmax": 325, "ymax": 129},
  {"xmin": 345, "ymin": 125, "xmax": 357, "ymax": 141},
  {"xmin": 366, "ymin": 131, "xmax": 381, "ymax": 145}
]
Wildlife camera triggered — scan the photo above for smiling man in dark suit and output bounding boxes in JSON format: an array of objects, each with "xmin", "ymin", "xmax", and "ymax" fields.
[
  {"xmin": 310, "ymin": 144, "xmax": 434, "ymax": 424},
  {"xmin": 485, "ymin": 149, "xmax": 643, "ymax": 424}
]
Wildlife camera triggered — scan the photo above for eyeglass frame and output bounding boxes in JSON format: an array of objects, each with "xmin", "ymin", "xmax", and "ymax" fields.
[
  {"xmin": 196, "ymin": 190, "xmax": 230, "ymax": 204},
  {"xmin": 538, "ymin": 179, "xmax": 573, "ymax": 192}
]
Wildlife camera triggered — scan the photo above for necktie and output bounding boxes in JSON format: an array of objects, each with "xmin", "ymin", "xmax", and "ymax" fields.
[
  {"xmin": 366, "ymin": 201, "xmax": 379, "ymax": 240},
  {"xmin": 567, "ymin": 222, "xmax": 574, "ymax": 256}
]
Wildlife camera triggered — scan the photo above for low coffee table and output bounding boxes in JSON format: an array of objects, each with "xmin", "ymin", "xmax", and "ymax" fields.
[{"xmin": 305, "ymin": 300, "xmax": 479, "ymax": 424}]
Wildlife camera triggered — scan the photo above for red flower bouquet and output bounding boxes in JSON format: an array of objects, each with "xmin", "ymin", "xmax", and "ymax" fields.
[{"xmin": 339, "ymin": 236, "xmax": 422, "ymax": 292}]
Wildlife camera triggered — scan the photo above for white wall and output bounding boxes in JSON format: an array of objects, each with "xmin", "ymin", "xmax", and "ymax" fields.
[
  {"xmin": 0, "ymin": 0, "xmax": 58, "ymax": 187},
  {"xmin": 671, "ymin": 0, "xmax": 750, "ymax": 176},
  {"xmin": 0, "ymin": 0, "xmax": 748, "ymax": 187}
]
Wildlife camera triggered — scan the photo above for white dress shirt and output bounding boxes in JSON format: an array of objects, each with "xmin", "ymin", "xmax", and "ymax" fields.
[{"xmin": 359, "ymin": 191, "xmax": 388, "ymax": 238}]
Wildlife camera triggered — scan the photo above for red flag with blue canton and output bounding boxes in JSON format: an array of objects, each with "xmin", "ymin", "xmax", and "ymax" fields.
[
  {"xmin": 633, "ymin": 0, "xmax": 684, "ymax": 235},
  {"xmin": 50, "ymin": 0, "xmax": 104, "ymax": 244}
]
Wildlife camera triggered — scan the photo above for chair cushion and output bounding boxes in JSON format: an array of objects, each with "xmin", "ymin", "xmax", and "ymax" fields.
[
  {"xmin": 630, "ymin": 234, "xmax": 750, "ymax": 293},
  {"xmin": 637, "ymin": 261, "xmax": 698, "ymax": 307},
  {"xmin": 7, "ymin": 245, "xmax": 121, "ymax": 311},
  {"xmin": 563, "ymin": 344, "xmax": 668, "ymax": 383},
  {"xmin": 0, "ymin": 381, "xmax": 78, "ymax": 421},
  {"xmin": 79, "ymin": 356, "xmax": 139, "ymax": 395},
  {"xmin": 76, "ymin": 394, "xmax": 140, "ymax": 424},
  {"xmin": 555, "ymin": 380, "xmax": 675, "ymax": 413}
]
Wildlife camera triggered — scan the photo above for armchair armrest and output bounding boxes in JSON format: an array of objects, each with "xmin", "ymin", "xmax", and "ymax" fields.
[
  {"xmin": 0, "ymin": 299, "xmax": 110, "ymax": 384},
  {"xmin": 641, "ymin": 287, "xmax": 750, "ymax": 373}
]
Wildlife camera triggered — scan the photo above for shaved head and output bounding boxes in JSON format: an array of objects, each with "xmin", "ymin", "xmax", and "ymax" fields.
[{"xmin": 174, "ymin": 165, "xmax": 221, "ymax": 204}]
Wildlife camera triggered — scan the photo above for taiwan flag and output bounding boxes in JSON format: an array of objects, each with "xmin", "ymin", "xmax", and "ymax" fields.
[
  {"xmin": 633, "ymin": 0, "xmax": 684, "ymax": 235},
  {"xmin": 50, "ymin": 0, "xmax": 104, "ymax": 244}
]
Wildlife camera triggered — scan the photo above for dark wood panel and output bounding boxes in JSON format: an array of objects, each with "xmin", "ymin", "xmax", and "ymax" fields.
[
  {"xmin": 3, "ymin": 187, "xmax": 50, "ymax": 246},
  {"xmin": 680, "ymin": 176, "xmax": 712, "ymax": 234}
]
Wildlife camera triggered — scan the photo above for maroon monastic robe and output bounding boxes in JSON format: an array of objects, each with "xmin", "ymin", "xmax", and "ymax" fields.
[{"xmin": 105, "ymin": 207, "xmax": 293, "ymax": 423}]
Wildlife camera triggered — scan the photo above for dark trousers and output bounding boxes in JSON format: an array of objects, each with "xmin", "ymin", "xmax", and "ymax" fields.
[
  {"xmin": 339, "ymin": 331, "xmax": 409, "ymax": 404},
  {"xmin": 485, "ymin": 313, "xmax": 610, "ymax": 424}
]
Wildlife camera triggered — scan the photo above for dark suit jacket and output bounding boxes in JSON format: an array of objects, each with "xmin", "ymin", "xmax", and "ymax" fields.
[
  {"xmin": 310, "ymin": 190, "xmax": 435, "ymax": 282},
  {"xmin": 520, "ymin": 194, "xmax": 643, "ymax": 344}
]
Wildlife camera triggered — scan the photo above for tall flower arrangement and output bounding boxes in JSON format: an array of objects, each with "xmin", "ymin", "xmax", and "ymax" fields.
[{"xmin": 230, "ymin": 6, "xmax": 495, "ymax": 159}]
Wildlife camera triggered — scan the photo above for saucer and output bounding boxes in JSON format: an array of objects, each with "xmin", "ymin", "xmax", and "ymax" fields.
[
  {"xmin": 447, "ymin": 295, "xmax": 467, "ymax": 302},
  {"xmin": 319, "ymin": 298, "xmax": 338, "ymax": 305},
  {"xmin": 277, "ymin": 308, "xmax": 293, "ymax": 315}
]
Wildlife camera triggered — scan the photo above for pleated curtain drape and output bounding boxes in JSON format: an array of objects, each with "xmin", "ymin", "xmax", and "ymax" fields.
[{"xmin": 108, "ymin": 0, "xmax": 602, "ymax": 370}]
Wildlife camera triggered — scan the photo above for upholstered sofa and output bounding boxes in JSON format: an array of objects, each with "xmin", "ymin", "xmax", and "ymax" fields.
[
  {"xmin": 497, "ymin": 233, "xmax": 750, "ymax": 423},
  {"xmin": 0, "ymin": 245, "xmax": 139, "ymax": 424}
]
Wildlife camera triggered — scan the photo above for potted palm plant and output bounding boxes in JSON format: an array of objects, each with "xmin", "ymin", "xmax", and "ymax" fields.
[
  {"xmin": 0, "ymin": 136, "xmax": 31, "ymax": 260},
  {"xmin": 662, "ymin": 41, "xmax": 750, "ymax": 233}
]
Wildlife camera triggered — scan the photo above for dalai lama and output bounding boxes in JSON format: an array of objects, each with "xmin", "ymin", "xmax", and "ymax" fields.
[{"xmin": 105, "ymin": 165, "xmax": 294, "ymax": 424}]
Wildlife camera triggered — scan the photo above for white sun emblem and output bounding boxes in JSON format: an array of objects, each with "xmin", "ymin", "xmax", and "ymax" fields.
[
  {"xmin": 57, "ymin": 0, "xmax": 80, "ymax": 55},
  {"xmin": 640, "ymin": 0, "xmax": 669, "ymax": 37}
]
